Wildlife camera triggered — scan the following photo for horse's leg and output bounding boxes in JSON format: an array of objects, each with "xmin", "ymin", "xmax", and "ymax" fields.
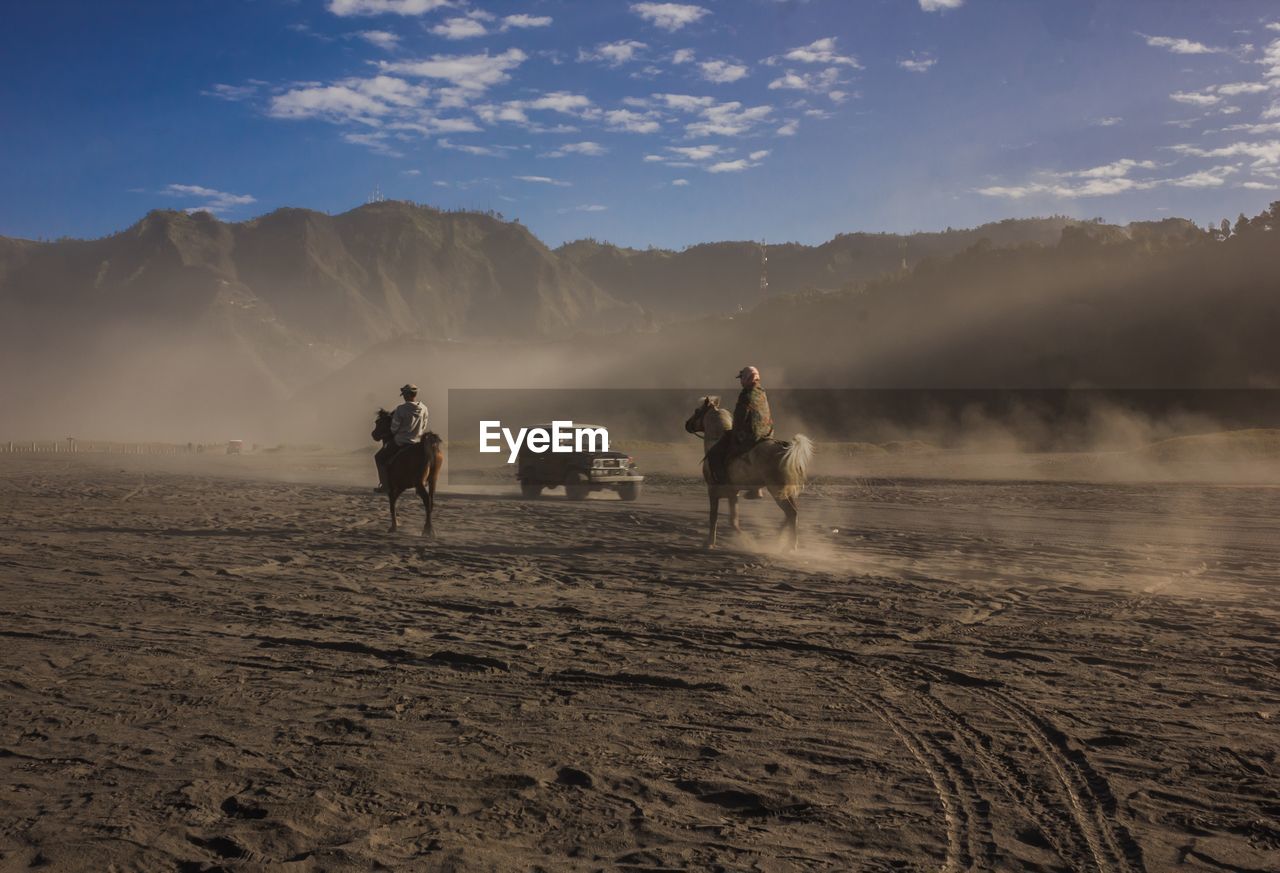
[
  {"xmin": 415, "ymin": 482, "xmax": 432, "ymax": 538},
  {"xmin": 769, "ymin": 488, "xmax": 799, "ymax": 551},
  {"xmin": 423, "ymin": 450, "xmax": 441, "ymax": 538},
  {"xmin": 387, "ymin": 486, "xmax": 401, "ymax": 532},
  {"xmin": 706, "ymin": 488, "xmax": 720, "ymax": 549},
  {"xmin": 728, "ymin": 491, "xmax": 741, "ymax": 533},
  {"xmin": 784, "ymin": 495, "xmax": 799, "ymax": 550}
]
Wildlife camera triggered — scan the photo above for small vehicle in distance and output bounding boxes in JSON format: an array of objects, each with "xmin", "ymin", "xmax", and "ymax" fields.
[{"xmin": 516, "ymin": 425, "xmax": 643, "ymax": 501}]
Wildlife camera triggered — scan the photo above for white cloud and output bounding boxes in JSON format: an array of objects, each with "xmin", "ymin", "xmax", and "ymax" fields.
[
  {"xmin": 203, "ymin": 83, "xmax": 258, "ymax": 102},
  {"xmin": 977, "ymin": 157, "xmax": 1243, "ymax": 199},
  {"xmin": 413, "ymin": 116, "xmax": 482, "ymax": 133},
  {"xmin": 977, "ymin": 179, "xmax": 1144, "ymax": 199},
  {"xmin": 685, "ymin": 101, "xmax": 773, "ymax": 137},
  {"xmin": 777, "ymin": 119, "xmax": 799, "ymax": 136},
  {"xmin": 1073, "ymin": 158, "xmax": 1158, "ymax": 179},
  {"xmin": 1171, "ymin": 79, "xmax": 1280, "ymax": 107},
  {"xmin": 1215, "ymin": 81, "xmax": 1274, "ymax": 96},
  {"xmin": 672, "ymin": 48, "xmax": 695, "ymax": 64},
  {"xmin": 1220, "ymin": 120, "xmax": 1280, "ymax": 134},
  {"xmin": 542, "ymin": 141, "xmax": 608, "ymax": 157},
  {"xmin": 379, "ymin": 48, "xmax": 527, "ymax": 95},
  {"xmin": 403, "ymin": 168, "xmax": 422, "ymax": 175},
  {"xmin": 438, "ymin": 138, "xmax": 513, "ymax": 157},
  {"xmin": 328, "ymin": 0, "xmax": 450, "ymax": 17},
  {"xmin": 501, "ymin": 14, "xmax": 552, "ymax": 30},
  {"xmin": 605, "ymin": 109, "xmax": 661, "ymax": 133},
  {"xmin": 768, "ymin": 68, "xmax": 842, "ymax": 93},
  {"xmin": 1172, "ymin": 139, "xmax": 1280, "ymax": 167},
  {"xmin": 342, "ymin": 131, "xmax": 404, "ymax": 156},
  {"xmin": 899, "ymin": 54, "xmax": 936, "ymax": 73},
  {"xmin": 528, "ymin": 92, "xmax": 592, "ymax": 113},
  {"xmin": 707, "ymin": 159, "xmax": 750, "ymax": 173},
  {"xmin": 560, "ymin": 203, "xmax": 608, "ymax": 213},
  {"xmin": 270, "ymin": 81, "xmax": 406, "ymax": 124},
  {"xmin": 1242, "ymin": 180, "xmax": 1278, "ymax": 189},
  {"xmin": 653, "ymin": 93, "xmax": 716, "ymax": 112},
  {"xmin": 666, "ymin": 144, "xmax": 728, "ymax": 161},
  {"xmin": 671, "ymin": 178, "xmax": 690, "ymax": 186},
  {"xmin": 700, "ymin": 60, "xmax": 749, "ymax": 83},
  {"xmin": 919, "ymin": 0, "xmax": 963, "ymax": 11},
  {"xmin": 1171, "ymin": 90, "xmax": 1220, "ymax": 106},
  {"xmin": 1261, "ymin": 38, "xmax": 1280, "ymax": 79},
  {"xmin": 358, "ymin": 30, "xmax": 401, "ymax": 50},
  {"xmin": 775, "ymin": 37, "xmax": 861, "ymax": 69},
  {"xmin": 476, "ymin": 92, "xmax": 593, "ymax": 129},
  {"xmin": 1141, "ymin": 34, "xmax": 1224, "ymax": 55},
  {"xmin": 1169, "ymin": 165, "xmax": 1236, "ymax": 187},
  {"xmin": 475, "ymin": 103, "xmax": 530, "ymax": 124},
  {"xmin": 431, "ymin": 17, "xmax": 488, "ymax": 39},
  {"xmin": 1093, "ymin": 116, "xmax": 1123, "ymax": 127},
  {"xmin": 579, "ymin": 40, "xmax": 647, "ymax": 66},
  {"xmin": 515, "ymin": 175, "xmax": 571, "ymax": 186},
  {"xmin": 161, "ymin": 184, "xmax": 256, "ymax": 213},
  {"xmin": 630, "ymin": 3, "xmax": 710, "ymax": 32}
]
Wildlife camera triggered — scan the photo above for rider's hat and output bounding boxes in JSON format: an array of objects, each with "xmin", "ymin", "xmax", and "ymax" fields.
[
  {"xmin": 400, "ymin": 383, "xmax": 419, "ymax": 395},
  {"xmin": 736, "ymin": 365, "xmax": 760, "ymax": 380}
]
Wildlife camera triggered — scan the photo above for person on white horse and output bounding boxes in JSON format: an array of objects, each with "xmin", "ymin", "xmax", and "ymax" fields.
[
  {"xmin": 686, "ymin": 367, "xmax": 812, "ymax": 549},
  {"xmin": 707, "ymin": 365, "xmax": 773, "ymax": 495},
  {"xmin": 374, "ymin": 383, "xmax": 429, "ymax": 493}
]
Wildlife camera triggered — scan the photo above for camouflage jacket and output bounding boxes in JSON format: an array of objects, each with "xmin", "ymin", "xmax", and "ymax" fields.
[{"xmin": 731, "ymin": 385, "xmax": 774, "ymax": 448}]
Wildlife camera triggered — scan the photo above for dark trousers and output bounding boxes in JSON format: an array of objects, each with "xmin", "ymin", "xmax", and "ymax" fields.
[
  {"xmin": 706, "ymin": 434, "xmax": 733, "ymax": 484},
  {"xmin": 375, "ymin": 443, "xmax": 408, "ymax": 485}
]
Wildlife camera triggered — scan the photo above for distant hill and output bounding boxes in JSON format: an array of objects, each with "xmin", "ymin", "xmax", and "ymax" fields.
[
  {"xmin": 0, "ymin": 202, "xmax": 640, "ymax": 350},
  {"xmin": 557, "ymin": 217, "xmax": 1203, "ymax": 318},
  {"xmin": 2, "ymin": 200, "xmax": 1272, "ymax": 443},
  {"xmin": 294, "ymin": 208, "xmax": 1280, "ymax": 444}
]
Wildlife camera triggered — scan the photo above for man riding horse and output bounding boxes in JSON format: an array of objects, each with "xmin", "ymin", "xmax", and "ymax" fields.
[
  {"xmin": 707, "ymin": 365, "xmax": 773, "ymax": 490},
  {"xmin": 374, "ymin": 383, "xmax": 429, "ymax": 493}
]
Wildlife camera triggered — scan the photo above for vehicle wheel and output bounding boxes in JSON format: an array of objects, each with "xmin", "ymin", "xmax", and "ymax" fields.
[
  {"xmin": 520, "ymin": 480, "xmax": 542, "ymax": 499},
  {"xmin": 565, "ymin": 473, "xmax": 590, "ymax": 501},
  {"xmin": 617, "ymin": 482, "xmax": 642, "ymax": 501}
]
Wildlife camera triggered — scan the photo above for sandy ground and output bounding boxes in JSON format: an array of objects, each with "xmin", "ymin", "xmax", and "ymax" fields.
[{"xmin": 1, "ymin": 453, "xmax": 1277, "ymax": 872}]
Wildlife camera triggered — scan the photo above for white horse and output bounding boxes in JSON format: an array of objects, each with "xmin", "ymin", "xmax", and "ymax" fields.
[{"xmin": 684, "ymin": 396, "xmax": 813, "ymax": 550}]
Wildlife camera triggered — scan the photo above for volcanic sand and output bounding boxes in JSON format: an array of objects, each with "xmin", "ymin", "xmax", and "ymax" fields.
[{"xmin": 0, "ymin": 454, "xmax": 1277, "ymax": 871}]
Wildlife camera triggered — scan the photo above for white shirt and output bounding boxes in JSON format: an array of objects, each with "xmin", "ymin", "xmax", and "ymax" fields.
[{"xmin": 390, "ymin": 400, "xmax": 428, "ymax": 446}]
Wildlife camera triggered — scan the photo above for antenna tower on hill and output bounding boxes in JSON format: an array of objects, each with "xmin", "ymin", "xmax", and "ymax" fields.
[
  {"xmin": 758, "ymin": 240, "xmax": 769, "ymax": 301},
  {"xmin": 367, "ymin": 184, "xmax": 385, "ymax": 204}
]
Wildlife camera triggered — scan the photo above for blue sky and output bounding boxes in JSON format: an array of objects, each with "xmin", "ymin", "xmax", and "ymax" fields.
[{"xmin": 2, "ymin": 0, "xmax": 1279, "ymax": 248}]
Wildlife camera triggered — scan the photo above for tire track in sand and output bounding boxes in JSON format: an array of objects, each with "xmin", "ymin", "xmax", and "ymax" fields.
[
  {"xmin": 963, "ymin": 684, "xmax": 1146, "ymax": 873},
  {"xmin": 830, "ymin": 675, "xmax": 995, "ymax": 872},
  {"xmin": 830, "ymin": 667, "xmax": 1146, "ymax": 873}
]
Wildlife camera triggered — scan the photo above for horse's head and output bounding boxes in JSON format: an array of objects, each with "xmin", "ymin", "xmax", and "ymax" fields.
[
  {"xmin": 684, "ymin": 395, "xmax": 720, "ymax": 435},
  {"xmin": 371, "ymin": 408, "xmax": 393, "ymax": 443}
]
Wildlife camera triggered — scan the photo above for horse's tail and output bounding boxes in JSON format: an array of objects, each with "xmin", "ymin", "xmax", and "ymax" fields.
[
  {"xmin": 421, "ymin": 432, "xmax": 443, "ymax": 491},
  {"xmin": 780, "ymin": 434, "xmax": 813, "ymax": 491}
]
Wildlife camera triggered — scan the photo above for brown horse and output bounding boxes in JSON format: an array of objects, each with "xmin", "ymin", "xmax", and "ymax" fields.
[
  {"xmin": 685, "ymin": 396, "xmax": 813, "ymax": 550},
  {"xmin": 372, "ymin": 409, "xmax": 444, "ymax": 536}
]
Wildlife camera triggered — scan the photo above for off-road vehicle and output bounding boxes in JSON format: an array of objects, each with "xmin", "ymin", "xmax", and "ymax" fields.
[{"xmin": 515, "ymin": 426, "xmax": 643, "ymax": 500}]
